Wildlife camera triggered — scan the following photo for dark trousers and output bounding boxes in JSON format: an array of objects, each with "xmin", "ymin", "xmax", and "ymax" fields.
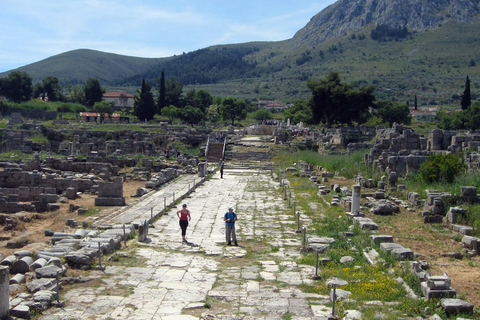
[{"xmin": 179, "ymin": 220, "xmax": 188, "ymax": 236}]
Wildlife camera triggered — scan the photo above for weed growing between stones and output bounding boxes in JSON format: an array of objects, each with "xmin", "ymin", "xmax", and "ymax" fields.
[{"xmin": 276, "ymin": 157, "xmax": 466, "ymax": 319}]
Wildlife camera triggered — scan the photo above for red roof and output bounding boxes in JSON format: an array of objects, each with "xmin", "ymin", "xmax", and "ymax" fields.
[{"xmin": 103, "ymin": 91, "xmax": 134, "ymax": 98}]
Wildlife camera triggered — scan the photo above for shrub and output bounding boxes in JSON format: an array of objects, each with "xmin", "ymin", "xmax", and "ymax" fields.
[{"xmin": 418, "ymin": 153, "xmax": 465, "ymax": 183}]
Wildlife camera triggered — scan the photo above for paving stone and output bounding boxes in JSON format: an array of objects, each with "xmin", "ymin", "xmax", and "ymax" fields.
[{"xmin": 39, "ymin": 165, "xmax": 329, "ymax": 319}]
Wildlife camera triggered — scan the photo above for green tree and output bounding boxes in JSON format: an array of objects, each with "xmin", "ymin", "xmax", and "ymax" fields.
[
  {"xmin": 33, "ymin": 82, "xmax": 45, "ymax": 100},
  {"xmin": 205, "ymin": 104, "xmax": 221, "ymax": 123},
  {"xmin": 461, "ymin": 75, "xmax": 471, "ymax": 110},
  {"xmin": 180, "ymin": 105, "xmax": 204, "ymax": 126},
  {"xmin": 283, "ymin": 100, "xmax": 313, "ymax": 125},
  {"xmin": 132, "ymin": 79, "xmax": 156, "ymax": 122},
  {"xmin": 373, "ymin": 100, "xmax": 412, "ymax": 127},
  {"xmin": 84, "ymin": 78, "xmax": 104, "ymax": 107},
  {"xmin": 220, "ymin": 97, "xmax": 248, "ymax": 125},
  {"xmin": 165, "ymin": 77, "xmax": 183, "ymax": 107},
  {"xmin": 463, "ymin": 102, "xmax": 480, "ymax": 130},
  {"xmin": 193, "ymin": 89, "xmax": 213, "ymax": 112},
  {"xmin": 307, "ymin": 72, "xmax": 375, "ymax": 127},
  {"xmin": 42, "ymin": 76, "xmax": 62, "ymax": 101},
  {"xmin": 183, "ymin": 89, "xmax": 196, "ymax": 108},
  {"xmin": 157, "ymin": 71, "xmax": 166, "ymax": 113},
  {"xmin": 253, "ymin": 108, "xmax": 273, "ymax": 121},
  {"xmin": 436, "ymin": 109, "xmax": 463, "ymax": 130},
  {"xmin": 93, "ymin": 101, "xmax": 113, "ymax": 123},
  {"xmin": 70, "ymin": 85, "xmax": 84, "ymax": 103},
  {"xmin": 0, "ymin": 71, "xmax": 33, "ymax": 103},
  {"xmin": 161, "ymin": 105, "xmax": 180, "ymax": 123},
  {"xmin": 183, "ymin": 89, "xmax": 213, "ymax": 112}
]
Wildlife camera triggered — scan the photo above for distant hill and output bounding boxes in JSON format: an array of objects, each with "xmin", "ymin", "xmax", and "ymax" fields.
[
  {"xmin": 1, "ymin": 0, "xmax": 480, "ymax": 106},
  {"xmin": 0, "ymin": 49, "xmax": 162, "ymax": 85}
]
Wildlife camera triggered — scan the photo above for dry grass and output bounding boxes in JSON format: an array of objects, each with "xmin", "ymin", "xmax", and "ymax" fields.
[
  {"xmin": 0, "ymin": 179, "xmax": 146, "ymax": 258},
  {"xmin": 366, "ymin": 192, "xmax": 480, "ymax": 307}
]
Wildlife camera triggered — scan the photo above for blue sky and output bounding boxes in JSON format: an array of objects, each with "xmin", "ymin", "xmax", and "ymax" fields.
[{"xmin": 0, "ymin": 0, "xmax": 336, "ymax": 73}]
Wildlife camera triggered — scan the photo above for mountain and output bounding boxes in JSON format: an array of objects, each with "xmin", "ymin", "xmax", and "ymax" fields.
[
  {"xmin": 1, "ymin": 0, "xmax": 480, "ymax": 106},
  {"xmin": 290, "ymin": 0, "xmax": 480, "ymax": 48}
]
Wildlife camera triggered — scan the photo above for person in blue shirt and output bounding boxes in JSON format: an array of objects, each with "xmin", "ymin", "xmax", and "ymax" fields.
[{"xmin": 224, "ymin": 206, "xmax": 238, "ymax": 246}]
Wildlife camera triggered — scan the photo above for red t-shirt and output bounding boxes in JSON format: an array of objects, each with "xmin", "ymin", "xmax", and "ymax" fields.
[{"xmin": 179, "ymin": 210, "xmax": 189, "ymax": 221}]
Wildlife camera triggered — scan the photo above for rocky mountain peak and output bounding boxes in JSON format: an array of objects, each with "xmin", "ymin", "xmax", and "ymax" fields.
[{"xmin": 291, "ymin": 0, "xmax": 480, "ymax": 47}]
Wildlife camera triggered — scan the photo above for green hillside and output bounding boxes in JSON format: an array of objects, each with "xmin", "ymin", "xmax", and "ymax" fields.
[
  {"xmin": 187, "ymin": 21, "xmax": 479, "ymax": 107},
  {"xmin": 0, "ymin": 49, "xmax": 162, "ymax": 85},
  {"xmin": 1, "ymin": 22, "xmax": 479, "ymax": 108},
  {"xmin": 124, "ymin": 21, "xmax": 480, "ymax": 107}
]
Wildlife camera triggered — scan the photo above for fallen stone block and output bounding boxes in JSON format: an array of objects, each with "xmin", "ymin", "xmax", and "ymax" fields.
[
  {"xmin": 35, "ymin": 265, "xmax": 66, "ymax": 279},
  {"xmin": 371, "ymin": 200, "xmax": 400, "ymax": 215},
  {"xmin": 353, "ymin": 217, "xmax": 378, "ymax": 230},
  {"xmin": 64, "ymin": 252, "xmax": 94, "ymax": 266},
  {"xmin": 421, "ymin": 282, "xmax": 456, "ymax": 299},
  {"xmin": 370, "ymin": 235, "xmax": 394, "ymax": 245},
  {"xmin": 33, "ymin": 290, "xmax": 58, "ymax": 308},
  {"xmin": 26, "ymin": 278, "xmax": 58, "ymax": 294},
  {"xmin": 461, "ymin": 235, "xmax": 479, "ymax": 252},
  {"xmin": 440, "ymin": 298, "xmax": 474, "ymax": 317},
  {"xmin": 424, "ymin": 214, "xmax": 443, "ymax": 224},
  {"xmin": 391, "ymin": 247, "xmax": 414, "ymax": 260},
  {"xmin": 10, "ymin": 305, "xmax": 31, "ymax": 319}
]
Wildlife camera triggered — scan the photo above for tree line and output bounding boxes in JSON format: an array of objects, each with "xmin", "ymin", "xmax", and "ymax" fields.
[
  {"xmin": 0, "ymin": 71, "xmax": 104, "ymax": 106},
  {"xmin": 132, "ymin": 71, "xmax": 253, "ymax": 126},
  {"xmin": 2, "ymin": 69, "xmax": 474, "ymax": 130},
  {"xmin": 0, "ymin": 69, "xmax": 256, "ymax": 126}
]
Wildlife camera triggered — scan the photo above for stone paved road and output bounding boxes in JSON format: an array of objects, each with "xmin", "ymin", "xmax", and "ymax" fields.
[
  {"xmin": 40, "ymin": 167, "xmax": 334, "ymax": 320},
  {"xmin": 93, "ymin": 174, "xmax": 203, "ymax": 227}
]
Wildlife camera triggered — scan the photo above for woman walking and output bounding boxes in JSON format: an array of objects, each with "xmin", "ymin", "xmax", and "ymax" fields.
[{"xmin": 176, "ymin": 203, "xmax": 191, "ymax": 242}]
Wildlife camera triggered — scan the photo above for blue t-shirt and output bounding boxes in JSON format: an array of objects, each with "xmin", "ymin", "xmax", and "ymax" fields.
[{"xmin": 224, "ymin": 211, "xmax": 237, "ymax": 226}]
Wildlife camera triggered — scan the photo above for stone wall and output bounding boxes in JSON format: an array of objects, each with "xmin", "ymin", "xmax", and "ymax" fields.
[{"xmin": 0, "ymin": 125, "xmax": 211, "ymax": 156}]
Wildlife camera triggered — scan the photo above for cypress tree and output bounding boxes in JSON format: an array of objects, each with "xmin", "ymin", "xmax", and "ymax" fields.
[
  {"xmin": 133, "ymin": 79, "xmax": 156, "ymax": 122},
  {"xmin": 157, "ymin": 71, "xmax": 166, "ymax": 113},
  {"xmin": 461, "ymin": 76, "xmax": 471, "ymax": 110}
]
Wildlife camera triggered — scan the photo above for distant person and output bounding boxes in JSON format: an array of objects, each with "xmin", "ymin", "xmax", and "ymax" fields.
[
  {"xmin": 224, "ymin": 206, "xmax": 238, "ymax": 246},
  {"xmin": 176, "ymin": 203, "xmax": 191, "ymax": 243},
  {"xmin": 219, "ymin": 160, "xmax": 224, "ymax": 179}
]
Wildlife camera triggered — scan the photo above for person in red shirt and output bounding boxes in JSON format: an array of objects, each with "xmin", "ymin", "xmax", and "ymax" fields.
[{"xmin": 176, "ymin": 203, "xmax": 191, "ymax": 242}]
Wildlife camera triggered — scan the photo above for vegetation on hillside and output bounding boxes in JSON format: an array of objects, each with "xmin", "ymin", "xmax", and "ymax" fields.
[{"xmin": 1, "ymin": 21, "xmax": 478, "ymax": 108}]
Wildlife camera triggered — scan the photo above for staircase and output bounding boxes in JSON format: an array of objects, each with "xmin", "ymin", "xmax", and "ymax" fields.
[
  {"xmin": 227, "ymin": 136, "xmax": 273, "ymax": 167},
  {"xmin": 206, "ymin": 142, "xmax": 225, "ymax": 162}
]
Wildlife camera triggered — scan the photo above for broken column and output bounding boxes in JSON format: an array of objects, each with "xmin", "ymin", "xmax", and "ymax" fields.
[
  {"xmin": 0, "ymin": 265, "xmax": 9, "ymax": 319},
  {"xmin": 351, "ymin": 185, "xmax": 361, "ymax": 216}
]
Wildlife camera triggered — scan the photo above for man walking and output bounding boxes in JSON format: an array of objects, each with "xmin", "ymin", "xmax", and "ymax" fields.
[
  {"xmin": 224, "ymin": 206, "xmax": 237, "ymax": 246},
  {"xmin": 219, "ymin": 160, "xmax": 224, "ymax": 179}
]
